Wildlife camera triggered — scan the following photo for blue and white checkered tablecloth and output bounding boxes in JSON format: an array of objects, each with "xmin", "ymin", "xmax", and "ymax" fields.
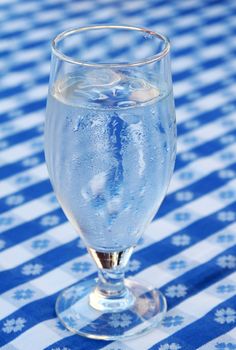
[{"xmin": 0, "ymin": 0, "xmax": 236, "ymax": 349}]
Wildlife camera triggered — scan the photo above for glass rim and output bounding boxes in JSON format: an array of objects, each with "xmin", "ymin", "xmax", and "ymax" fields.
[{"xmin": 51, "ymin": 24, "xmax": 170, "ymax": 68}]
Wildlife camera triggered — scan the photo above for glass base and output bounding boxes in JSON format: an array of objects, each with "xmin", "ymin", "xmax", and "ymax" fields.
[{"xmin": 56, "ymin": 277, "xmax": 167, "ymax": 341}]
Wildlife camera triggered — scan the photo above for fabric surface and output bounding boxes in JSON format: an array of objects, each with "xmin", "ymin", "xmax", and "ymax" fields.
[{"xmin": 0, "ymin": 0, "xmax": 236, "ymax": 349}]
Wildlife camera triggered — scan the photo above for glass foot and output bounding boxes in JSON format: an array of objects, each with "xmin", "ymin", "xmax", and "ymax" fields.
[{"xmin": 56, "ymin": 277, "xmax": 167, "ymax": 341}]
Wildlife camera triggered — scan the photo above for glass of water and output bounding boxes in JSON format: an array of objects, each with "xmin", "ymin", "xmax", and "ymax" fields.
[{"xmin": 45, "ymin": 25, "xmax": 176, "ymax": 340}]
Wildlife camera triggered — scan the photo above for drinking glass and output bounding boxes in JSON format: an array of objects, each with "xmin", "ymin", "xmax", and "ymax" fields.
[{"xmin": 45, "ymin": 25, "xmax": 176, "ymax": 340}]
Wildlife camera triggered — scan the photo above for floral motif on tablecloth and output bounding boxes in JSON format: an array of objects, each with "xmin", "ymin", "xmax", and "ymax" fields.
[
  {"xmin": 109, "ymin": 313, "xmax": 132, "ymax": 328},
  {"xmin": 168, "ymin": 260, "xmax": 187, "ymax": 270},
  {"xmin": 159, "ymin": 343, "xmax": 181, "ymax": 350},
  {"xmin": 2, "ymin": 317, "xmax": 26, "ymax": 333},
  {"xmin": 40, "ymin": 215, "xmax": 60, "ymax": 227},
  {"xmin": 218, "ymin": 170, "xmax": 235, "ymax": 179},
  {"xmin": 215, "ymin": 342, "xmax": 236, "ymax": 349},
  {"xmin": 5, "ymin": 194, "xmax": 24, "ymax": 206},
  {"xmin": 217, "ymin": 234, "xmax": 234, "ymax": 243},
  {"xmin": 71, "ymin": 261, "xmax": 91, "ymax": 272},
  {"xmin": 174, "ymin": 212, "xmax": 191, "ymax": 222},
  {"xmin": 214, "ymin": 308, "xmax": 236, "ymax": 324},
  {"xmin": 171, "ymin": 234, "xmax": 191, "ymax": 246},
  {"xmin": 21, "ymin": 263, "xmax": 43, "ymax": 275},
  {"xmin": 127, "ymin": 259, "xmax": 141, "ymax": 272},
  {"xmin": 216, "ymin": 284, "xmax": 235, "ymax": 294},
  {"xmin": 22, "ymin": 157, "xmax": 40, "ymax": 167},
  {"xmin": 217, "ymin": 211, "xmax": 235, "ymax": 222},
  {"xmin": 175, "ymin": 191, "xmax": 193, "ymax": 201},
  {"xmin": 162, "ymin": 315, "xmax": 184, "ymax": 327},
  {"xmin": 217, "ymin": 255, "xmax": 236, "ymax": 269},
  {"xmin": 13, "ymin": 288, "xmax": 34, "ymax": 300},
  {"xmin": 0, "ymin": 216, "xmax": 14, "ymax": 226},
  {"xmin": 31, "ymin": 239, "xmax": 50, "ymax": 249},
  {"xmin": 165, "ymin": 284, "xmax": 188, "ymax": 298}
]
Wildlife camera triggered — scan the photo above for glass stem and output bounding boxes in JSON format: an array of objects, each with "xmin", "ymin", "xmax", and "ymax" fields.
[
  {"xmin": 88, "ymin": 247, "xmax": 135, "ymax": 312},
  {"xmin": 97, "ymin": 268, "xmax": 126, "ymax": 297}
]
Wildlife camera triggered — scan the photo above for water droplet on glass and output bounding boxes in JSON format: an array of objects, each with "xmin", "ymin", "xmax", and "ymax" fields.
[{"xmin": 151, "ymin": 108, "xmax": 156, "ymax": 115}]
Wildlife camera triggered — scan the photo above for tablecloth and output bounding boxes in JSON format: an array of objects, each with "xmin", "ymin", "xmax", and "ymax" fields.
[{"xmin": 0, "ymin": 0, "xmax": 235, "ymax": 349}]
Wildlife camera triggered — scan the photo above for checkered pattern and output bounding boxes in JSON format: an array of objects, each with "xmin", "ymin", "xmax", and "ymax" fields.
[{"xmin": 0, "ymin": 0, "xmax": 236, "ymax": 349}]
